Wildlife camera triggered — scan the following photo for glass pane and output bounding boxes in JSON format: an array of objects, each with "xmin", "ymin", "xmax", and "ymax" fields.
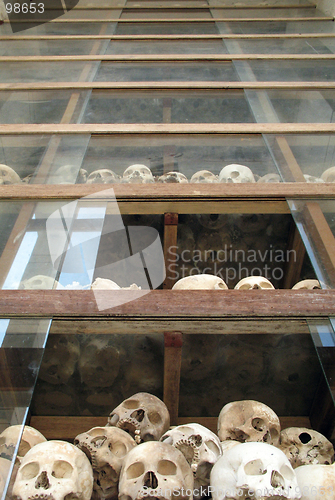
[
  {"xmin": 243, "ymin": 60, "xmax": 335, "ymax": 82},
  {"xmin": 216, "ymin": 20, "xmax": 335, "ymax": 35},
  {"xmin": 0, "ymin": 22, "xmax": 118, "ymax": 36},
  {"xmin": 222, "ymin": 37, "xmax": 335, "ymax": 55},
  {"xmin": 106, "ymin": 39, "xmax": 228, "ymax": 54},
  {"xmin": 115, "ymin": 22, "xmax": 219, "ymax": 35},
  {"xmin": 0, "ymin": 62, "xmax": 100, "ymax": 83},
  {"xmin": 212, "ymin": 7, "xmax": 323, "ymax": 18},
  {"xmin": 120, "ymin": 9, "xmax": 213, "ymax": 19},
  {"xmin": 0, "ymin": 40, "xmax": 104, "ymax": 56}
]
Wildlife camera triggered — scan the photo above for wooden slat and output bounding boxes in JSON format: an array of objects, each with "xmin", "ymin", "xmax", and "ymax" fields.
[
  {"xmin": 163, "ymin": 213, "xmax": 178, "ymax": 289},
  {"xmin": 164, "ymin": 332, "xmax": 182, "ymax": 425},
  {"xmin": 5, "ymin": 16, "xmax": 333, "ymax": 23},
  {"xmin": 40, "ymin": 3, "xmax": 315, "ymax": 8},
  {"xmin": 282, "ymin": 221, "xmax": 306, "ymax": 289}
]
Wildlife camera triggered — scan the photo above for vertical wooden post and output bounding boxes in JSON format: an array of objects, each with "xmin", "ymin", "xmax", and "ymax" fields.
[
  {"xmin": 282, "ymin": 220, "xmax": 306, "ymax": 289},
  {"xmin": 163, "ymin": 212, "xmax": 178, "ymax": 289},
  {"xmin": 164, "ymin": 332, "xmax": 183, "ymax": 426}
]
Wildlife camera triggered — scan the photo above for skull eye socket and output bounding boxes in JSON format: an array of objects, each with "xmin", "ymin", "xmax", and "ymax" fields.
[
  {"xmin": 126, "ymin": 462, "xmax": 145, "ymax": 479},
  {"xmin": 230, "ymin": 171, "xmax": 240, "ymax": 179},
  {"xmin": 157, "ymin": 460, "xmax": 177, "ymax": 475},
  {"xmin": 244, "ymin": 459, "xmax": 266, "ymax": 475},
  {"xmin": 123, "ymin": 399, "xmax": 140, "ymax": 410},
  {"xmin": 204, "ymin": 440, "xmax": 220, "ymax": 455},
  {"xmin": 148, "ymin": 411, "xmax": 162, "ymax": 425},
  {"xmin": 20, "ymin": 462, "xmax": 40, "ymax": 480},
  {"xmin": 252, "ymin": 418, "xmax": 265, "ymax": 432},
  {"xmin": 87, "ymin": 428, "xmax": 107, "ymax": 438},
  {"xmin": 18, "ymin": 439, "xmax": 31, "ymax": 457},
  {"xmin": 108, "ymin": 441, "xmax": 127, "ymax": 457},
  {"xmin": 52, "ymin": 460, "xmax": 73, "ymax": 479},
  {"xmin": 280, "ymin": 464, "xmax": 295, "ymax": 481}
]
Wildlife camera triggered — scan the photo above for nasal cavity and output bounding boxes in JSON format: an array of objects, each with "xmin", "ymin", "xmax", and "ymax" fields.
[
  {"xmin": 35, "ymin": 471, "xmax": 50, "ymax": 490},
  {"xmin": 143, "ymin": 471, "xmax": 158, "ymax": 489},
  {"xmin": 131, "ymin": 409, "xmax": 145, "ymax": 422}
]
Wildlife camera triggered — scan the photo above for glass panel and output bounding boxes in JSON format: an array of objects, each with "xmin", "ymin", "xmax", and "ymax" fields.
[
  {"xmin": 115, "ymin": 22, "xmax": 219, "ymax": 35},
  {"xmin": 0, "ymin": 40, "xmax": 102, "ymax": 56},
  {"xmin": 215, "ymin": 20, "xmax": 335, "ymax": 35},
  {"xmin": 0, "ymin": 22, "xmax": 118, "ymax": 36},
  {"xmin": 212, "ymin": 7, "xmax": 323, "ymax": 18},
  {"xmin": 222, "ymin": 37, "xmax": 335, "ymax": 55},
  {"xmin": 120, "ymin": 9, "xmax": 213, "ymax": 19},
  {"xmin": 243, "ymin": 60, "xmax": 335, "ymax": 82},
  {"xmin": 0, "ymin": 62, "xmax": 100, "ymax": 83},
  {"xmin": 106, "ymin": 39, "xmax": 228, "ymax": 54}
]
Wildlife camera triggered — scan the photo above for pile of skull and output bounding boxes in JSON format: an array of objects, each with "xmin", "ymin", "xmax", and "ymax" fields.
[
  {"xmin": 1, "ymin": 394, "xmax": 334, "ymax": 500},
  {"xmin": 2, "ymin": 162, "xmax": 335, "ymax": 185}
]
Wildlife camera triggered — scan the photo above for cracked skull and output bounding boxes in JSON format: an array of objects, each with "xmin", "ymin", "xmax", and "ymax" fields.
[
  {"xmin": 217, "ymin": 400, "xmax": 281, "ymax": 446},
  {"xmin": 74, "ymin": 426, "xmax": 136, "ymax": 500},
  {"xmin": 190, "ymin": 170, "xmax": 219, "ymax": 183},
  {"xmin": 107, "ymin": 392, "xmax": 170, "ymax": 443},
  {"xmin": 0, "ymin": 425, "xmax": 46, "ymax": 464},
  {"xmin": 219, "ymin": 164, "xmax": 255, "ymax": 184},
  {"xmin": 234, "ymin": 276, "xmax": 275, "ymax": 290},
  {"xmin": 122, "ymin": 165, "xmax": 154, "ymax": 184},
  {"xmin": 0, "ymin": 164, "xmax": 21, "ymax": 185},
  {"xmin": 12, "ymin": 440, "xmax": 93, "ymax": 500},
  {"xmin": 157, "ymin": 172, "xmax": 188, "ymax": 183},
  {"xmin": 279, "ymin": 427, "xmax": 334, "ymax": 468}
]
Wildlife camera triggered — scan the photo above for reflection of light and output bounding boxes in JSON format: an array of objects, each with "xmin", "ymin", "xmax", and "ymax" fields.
[
  {"xmin": 0, "ymin": 319, "xmax": 10, "ymax": 346},
  {"xmin": 2, "ymin": 232, "xmax": 38, "ymax": 290}
]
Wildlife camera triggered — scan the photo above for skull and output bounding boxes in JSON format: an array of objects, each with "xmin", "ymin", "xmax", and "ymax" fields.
[
  {"xmin": 78, "ymin": 337, "xmax": 121, "ymax": 388},
  {"xmin": 234, "ymin": 276, "xmax": 275, "ymax": 290},
  {"xmin": 0, "ymin": 164, "xmax": 21, "ymax": 185},
  {"xmin": 38, "ymin": 335, "xmax": 80, "ymax": 385},
  {"xmin": 210, "ymin": 442, "xmax": 300, "ymax": 500},
  {"xmin": 219, "ymin": 164, "xmax": 255, "ymax": 183},
  {"xmin": 217, "ymin": 400, "xmax": 281, "ymax": 446},
  {"xmin": 87, "ymin": 169, "xmax": 120, "ymax": 184},
  {"xmin": 19, "ymin": 275, "xmax": 64, "ymax": 290},
  {"xmin": 172, "ymin": 274, "xmax": 228, "ymax": 290},
  {"xmin": 196, "ymin": 229, "xmax": 231, "ymax": 273},
  {"xmin": 181, "ymin": 335, "xmax": 219, "ymax": 381},
  {"xmin": 304, "ymin": 174, "xmax": 324, "ymax": 183},
  {"xmin": 279, "ymin": 427, "xmax": 334, "ymax": 468},
  {"xmin": 157, "ymin": 172, "xmax": 188, "ymax": 183},
  {"xmin": 91, "ymin": 278, "xmax": 141, "ymax": 290},
  {"xmin": 122, "ymin": 164, "xmax": 155, "ymax": 184},
  {"xmin": 0, "ymin": 425, "xmax": 46, "ymax": 464},
  {"xmin": 50, "ymin": 165, "xmax": 87, "ymax": 184},
  {"xmin": 160, "ymin": 423, "xmax": 222, "ymax": 498},
  {"xmin": 292, "ymin": 279, "xmax": 321, "ymax": 290},
  {"xmin": 74, "ymin": 427, "xmax": 137, "ymax": 500},
  {"xmin": 190, "ymin": 170, "xmax": 219, "ymax": 183},
  {"xmin": 0, "ymin": 457, "xmax": 11, "ymax": 496},
  {"xmin": 196, "ymin": 214, "xmax": 228, "ymax": 230},
  {"xmin": 295, "ymin": 463, "xmax": 335, "ymax": 500},
  {"xmin": 258, "ymin": 173, "xmax": 282, "ymax": 183},
  {"xmin": 321, "ymin": 167, "xmax": 335, "ymax": 183},
  {"xmin": 119, "ymin": 441, "xmax": 194, "ymax": 500},
  {"xmin": 107, "ymin": 392, "xmax": 170, "ymax": 443},
  {"xmin": 12, "ymin": 440, "xmax": 93, "ymax": 500}
]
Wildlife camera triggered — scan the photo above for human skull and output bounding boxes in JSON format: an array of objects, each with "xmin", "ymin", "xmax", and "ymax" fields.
[
  {"xmin": 0, "ymin": 164, "xmax": 21, "ymax": 185},
  {"xmin": 87, "ymin": 169, "xmax": 120, "ymax": 184},
  {"xmin": 258, "ymin": 173, "xmax": 282, "ymax": 183},
  {"xmin": 0, "ymin": 457, "xmax": 11, "ymax": 495},
  {"xmin": 107, "ymin": 392, "xmax": 170, "ymax": 443},
  {"xmin": 219, "ymin": 164, "xmax": 255, "ymax": 183},
  {"xmin": 157, "ymin": 172, "xmax": 188, "ymax": 183},
  {"xmin": 38, "ymin": 335, "xmax": 80, "ymax": 385},
  {"xmin": 295, "ymin": 462, "xmax": 335, "ymax": 499},
  {"xmin": 217, "ymin": 400, "xmax": 281, "ymax": 446},
  {"xmin": 321, "ymin": 167, "xmax": 335, "ymax": 183},
  {"xmin": 50, "ymin": 165, "xmax": 87, "ymax": 184},
  {"xmin": 74, "ymin": 426, "xmax": 137, "ymax": 500},
  {"xmin": 119, "ymin": 441, "xmax": 194, "ymax": 500},
  {"xmin": 190, "ymin": 170, "xmax": 219, "ymax": 183},
  {"xmin": 210, "ymin": 442, "xmax": 300, "ymax": 500},
  {"xmin": 12, "ymin": 440, "xmax": 93, "ymax": 500},
  {"xmin": 91, "ymin": 278, "xmax": 141, "ymax": 290},
  {"xmin": 122, "ymin": 164, "xmax": 154, "ymax": 184},
  {"xmin": 292, "ymin": 279, "xmax": 321, "ymax": 290},
  {"xmin": 279, "ymin": 427, "xmax": 334, "ymax": 468},
  {"xmin": 160, "ymin": 423, "xmax": 222, "ymax": 497},
  {"xmin": 172, "ymin": 274, "xmax": 228, "ymax": 290},
  {"xmin": 234, "ymin": 276, "xmax": 275, "ymax": 290},
  {"xmin": 19, "ymin": 275, "xmax": 64, "ymax": 290},
  {"xmin": 196, "ymin": 214, "xmax": 228, "ymax": 230},
  {"xmin": 78, "ymin": 337, "xmax": 121, "ymax": 388},
  {"xmin": 304, "ymin": 174, "xmax": 324, "ymax": 183},
  {"xmin": 0, "ymin": 425, "xmax": 46, "ymax": 464}
]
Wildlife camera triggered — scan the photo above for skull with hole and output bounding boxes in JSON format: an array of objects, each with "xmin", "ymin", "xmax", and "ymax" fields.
[
  {"xmin": 38, "ymin": 335, "xmax": 80, "ymax": 385},
  {"xmin": 12, "ymin": 440, "xmax": 93, "ymax": 500},
  {"xmin": 74, "ymin": 427, "xmax": 137, "ymax": 500},
  {"xmin": 321, "ymin": 167, "xmax": 335, "ymax": 183},
  {"xmin": 217, "ymin": 400, "xmax": 281, "ymax": 446},
  {"xmin": 157, "ymin": 172, "xmax": 188, "ymax": 183},
  {"xmin": 0, "ymin": 425, "xmax": 46, "ymax": 464},
  {"xmin": 210, "ymin": 442, "xmax": 300, "ymax": 500},
  {"xmin": 234, "ymin": 276, "xmax": 275, "ymax": 290},
  {"xmin": 292, "ymin": 280, "xmax": 321, "ymax": 290},
  {"xmin": 295, "ymin": 462, "xmax": 335, "ymax": 500},
  {"xmin": 87, "ymin": 169, "xmax": 121, "ymax": 184},
  {"xmin": 172, "ymin": 274, "xmax": 228, "ymax": 290},
  {"xmin": 219, "ymin": 164, "xmax": 255, "ymax": 184},
  {"xmin": 304, "ymin": 174, "xmax": 324, "ymax": 183},
  {"xmin": 119, "ymin": 441, "xmax": 194, "ymax": 500},
  {"xmin": 122, "ymin": 165, "xmax": 155, "ymax": 184},
  {"xmin": 279, "ymin": 427, "xmax": 334, "ymax": 468},
  {"xmin": 190, "ymin": 170, "xmax": 219, "ymax": 183},
  {"xmin": 160, "ymin": 423, "xmax": 222, "ymax": 499},
  {"xmin": 107, "ymin": 392, "xmax": 170, "ymax": 443},
  {"xmin": 258, "ymin": 173, "xmax": 282, "ymax": 183},
  {"xmin": 0, "ymin": 164, "xmax": 21, "ymax": 185},
  {"xmin": 19, "ymin": 275, "xmax": 64, "ymax": 290}
]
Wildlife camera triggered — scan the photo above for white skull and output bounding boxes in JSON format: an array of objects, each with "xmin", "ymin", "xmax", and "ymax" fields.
[
  {"xmin": 74, "ymin": 426, "xmax": 137, "ymax": 500},
  {"xmin": 0, "ymin": 164, "xmax": 21, "ymax": 185},
  {"xmin": 190, "ymin": 170, "xmax": 219, "ymax": 183},
  {"xmin": 279, "ymin": 427, "xmax": 334, "ymax": 468},
  {"xmin": 219, "ymin": 164, "xmax": 255, "ymax": 183},
  {"xmin": 38, "ymin": 335, "xmax": 80, "ymax": 385},
  {"xmin": 321, "ymin": 167, "xmax": 335, "ymax": 183},
  {"xmin": 292, "ymin": 279, "xmax": 321, "ymax": 290},
  {"xmin": 210, "ymin": 442, "xmax": 300, "ymax": 500},
  {"xmin": 304, "ymin": 174, "xmax": 324, "ymax": 183},
  {"xmin": 160, "ymin": 423, "xmax": 222, "ymax": 497},
  {"xmin": 157, "ymin": 172, "xmax": 188, "ymax": 183},
  {"xmin": 50, "ymin": 165, "xmax": 87, "ymax": 184},
  {"xmin": 119, "ymin": 441, "xmax": 194, "ymax": 500},
  {"xmin": 87, "ymin": 169, "xmax": 120, "ymax": 184},
  {"xmin": 172, "ymin": 274, "xmax": 228, "ymax": 290},
  {"xmin": 91, "ymin": 278, "xmax": 141, "ymax": 290},
  {"xmin": 295, "ymin": 463, "xmax": 335, "ymax": 499},
  {"xmin": 78, "ymin": 338, "xmax": 121, "ymax": 388},
  {"xmin": 234, "ymin": 276, "xmax": 275, "ymax": 290},
  {"xmin": 107, "ymin": 392, "xmax": 170, "ymax": 443},
  {"xmin": 12, "ymin": 440, "xmax": 93, "ymax": 500},
  {"xmin": 0, "ymin": 457, "xmax": 11, "ymax": 495},
  {"xmin": 0, "ymin": 425, "xmax": 46, "ymax": 464},
  {"xmin": 122, "ymin": 164, "xmax": 154, "ymax": 184},
  {"xmin": 217, "ymin": 400, "xmax": 281, "ymax": 446},
  {"xmin": 19, "ymin": 275, "xmax": 64, "ymax": 290},
  {"xmin": 258, "ymin": 173, "xmax": 282, "ymax": 183}
]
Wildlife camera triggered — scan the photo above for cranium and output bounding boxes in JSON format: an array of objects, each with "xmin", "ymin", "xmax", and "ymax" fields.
[
  {"xmin": 304, "ymin": 174, "xmax": 324, "ymax": 183},
  {"xmin": 292, "ymin": 279, "xmax": 321, "ymax": 290},
  {"xmin": 172, "ymin": 274, "xmax": 228, "ymax": 290},
  {"xmin": 234, "ymin": 276, "xmax": 275, "ymax": 290},
  {"xmin": 0, "ymin": 425, "xmax": 46, "ymax": 464},
  {"xmin": 119, "ymin": 441, "xmax": 194, "ymax": 500},
  {"xmin": 91, "ymin": 278, "xmax": 141, "ymax": 290},
  {"xmin": 0, "ymin": 457, "xmax": 11, "ymax": 496},
  {"xmin": 210, "ymin": 442, "xmax": 300, "ymax": 500},
  {"xmin": 196, "ymin": 214, "xmax": 228, "ymax": 230},
  {"xmin": 74, "ymin": 426, "xmax": 137, "ymax": 500},
  {"xmin": 78, "ymin": 337, "xmax": 121, "ymax": 388},
  {"xmin": 0, "ymin": 164, "xmax": 21, "ymax": 185},
  {"xmin": 295, "ymin": 462, "xmax": 335, "ymax": 499},
  {"xmin": 107, "ymin": 392, "xmax": 170, "ymax": 443},
  {"xmin": 122, "ymin": 164, "xmax": 155, "ymax": 184},
  {"xmin": 19, "ymin": 275, "xmax": 64, "ymax": 290},
  {"xmin": 50, "ymin": 165, "xmax": 87, "ymax": 184},
  {"xmin": 190, "ymin": 170, "xmax": 219, "ymax": 183},
  {"xmin": 219, "ymin": 164, "xmax": 255, "ymax": 183},
  {"xmin": 321, "ymin": 167, "xmax": 335, "ymax": 183},
  {"xmin": 38, "ymin": 335, "xmax": 80, "ymax": 385},
  {"xmin": 234, "ymin": 214, "xmax": 270, "ymax": 235},
  {"xmin": 157, "ymin": 172, "xmax": 188, "ymax": 183},
  {"xmin": 258, "ymin": 173, "xmax": 282, "ymax": 183},
  {"xmin": 217, "ymin": 400, "xmax": 281, "ymax": 446},
  {"xmin": 279, "ymin": 427, "xmax": 334, "ymax": 468},
  {"xmin": 160, "ymin": 423, "xmax": 222, "ymax": 498},
  {"xmin": 12, "ymin": 440, "xmax": 93, "ymax": 500},
  {"xmin": 86, "ymin": 169, "xmax": 120, "ymax": 184}
]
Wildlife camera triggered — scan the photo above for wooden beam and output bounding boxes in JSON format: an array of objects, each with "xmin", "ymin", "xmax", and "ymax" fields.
[
  {"xmin": 163, "ymin": 213, "xmax": 178, "ymax": 289},
  {"xmin": 4, "ymin": 16, "xmax": 333, "ymax": 23},
  {"xmin": 164, "ymin": 332, "xmax": 182, "ymax": 425},
  {"xmin": 282, "ymin": 220, "xmax": 306, "ymax": 289},
  {"xmin": 40, "ymin": 3, "xmax": 317, "ymax": 9}
]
